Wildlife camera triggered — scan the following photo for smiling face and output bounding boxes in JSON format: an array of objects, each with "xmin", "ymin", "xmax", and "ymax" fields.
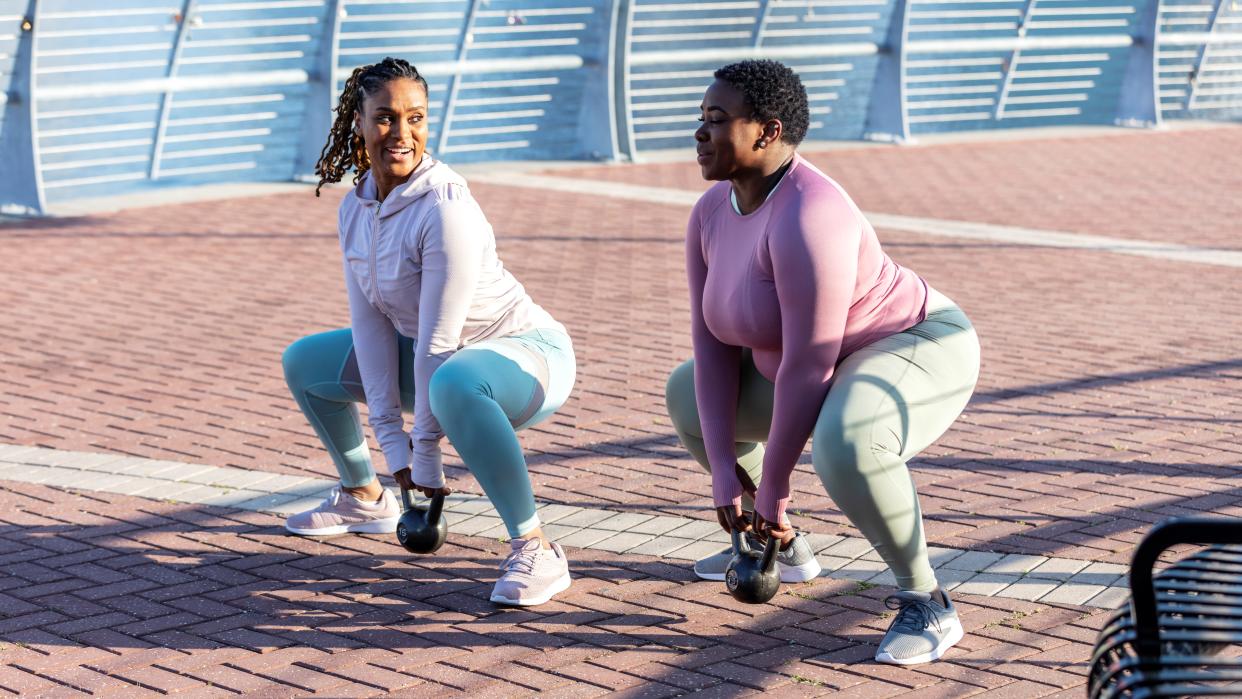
[
  {"xmin": 694, "ymin": 79, "xmax": 771, "ymax": 181},
  {"xmin": 355, "ymin": 77, "xmax": 429, "ymax": 197}
]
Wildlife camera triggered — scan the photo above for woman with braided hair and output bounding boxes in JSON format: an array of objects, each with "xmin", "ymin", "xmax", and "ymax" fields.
[{"xmin": 282, "ymin": 57, "xmax": 576, "ymax": 606}]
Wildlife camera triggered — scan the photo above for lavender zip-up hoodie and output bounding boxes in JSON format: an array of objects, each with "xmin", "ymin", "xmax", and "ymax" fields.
[{"xmin": 339, "ymin": 155, "xmax": 562, "ymax": 487}]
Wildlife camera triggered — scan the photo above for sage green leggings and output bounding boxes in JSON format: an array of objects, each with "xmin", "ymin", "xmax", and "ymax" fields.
[{"xmin": 665, "ymin": 298, "xmax": 980, "ymax": 592}]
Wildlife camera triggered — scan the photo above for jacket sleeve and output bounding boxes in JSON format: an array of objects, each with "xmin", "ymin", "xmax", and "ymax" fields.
[
  {"xmin": 408, "ymin": 196, "xmax": 486, "ymax": 487},
  {"xmin": 344, "ymin": 257, "xmax": 409, "ymax": 475},
  {"xmin": 686, "ymin": 202, "xmax": 745, "ymax": 509},
  {"xmin": 753, "ymin": 194, "xmax": 862, "ymax": 524}
]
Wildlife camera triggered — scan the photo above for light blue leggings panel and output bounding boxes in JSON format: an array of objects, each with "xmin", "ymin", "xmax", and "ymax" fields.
[{"xmin": 283, "ymin": 327, "xmax": 576, "ymax": 538}]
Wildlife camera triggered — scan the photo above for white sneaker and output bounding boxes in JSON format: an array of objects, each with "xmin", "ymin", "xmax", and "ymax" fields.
[
  {"xmin": 284, "ymin": 487, "xmax": 401, "ymax": 536},
  {"xmin": 490, "ymin": 539, "xmax": 572, "ymax": 606}
]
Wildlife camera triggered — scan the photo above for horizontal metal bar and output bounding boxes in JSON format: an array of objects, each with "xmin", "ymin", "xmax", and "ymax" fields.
[
  {"xmin": 455, "ymin": 94, "xmax": 552, "ymax": 107},
  {"xmin": 42, "ymin": 171, "xmax": 147, "ymax": 189},
  {"xmin": 337, "ymin": 54, "xmax": 583, "ymax": 79},
  {"xmin": 336, "ymin": 44, "xmax": 458, "ymax": 56},
  {"xmin": 197, "ymin": 1, "xmax": 325, "ymax": 10},
  {"xmin": 471, "ymin": 22, "xmax": 588, "ymax": 34},
  {"xmin": 39, "ymin": 103, "xmax": 161, "ymax": 119},
  {"xmin": 38, "ymin": 8, "xmax": 179, "ymax": 20},
  {"xmin": 908, "ymin": 110, "xmax": 993, "ymax": 122},
  {"xmin": 451, "ymin": 108, "xmax": 546, "ymax": 122},
  {"xmin": 468, "ymin": 38, "xmax": 581, "ymax": 49},
  {"xmin": 37, "ymin": 69, "xmax": 309, "ymax": 99},
  {"xmin": 439, "ymin": 139, "xmax": 529, "ymax": 153},
  {"xmin": 908, "ymin": 34, "xmax": 1133, "ymax": 52},
  {"xmin": 459, "ymin": 77, "xmax": 559, "ymax": 89},
  {"xmin": 157, "ymin": 161, "xmax": 257, "ymax": 178},
  {"xmin": 633, "ymin": 1, "xmax": 759, "ymax": 11},
  {"xmin": 163, "ymin": 128, "xmax": 272, "ymax": 143},
  {"xmin": 628, "ymin": 43, "xmax": 880, "ymax": 66},
  {"xmin": 1002, "ymin": 106, "xmax": 1083, "ymax": 117},
  {"xmin": 630, "ymin": 30, "xmax": 753, "ymax": 42},
  {"xmin": 475, "ymin": 8, "xmax": 595, "ymax": 18},
  {"xmin": 41, "ymin": 154, "xmax": 149, "ymax": 172},
  {"xmin": 1160, "ymin": 31, "xmax": 1242, "ymax": 45},
  {"xmin": 39, "ymin": 138, "xmax": 154, "ymax": 154},
  {"xmin": 179, "ymin": 51, "xmax": 306, "ymax": 65},
  {"xmin": 162, "ymin": 144, "xmax": 264, "ymax": 160}
]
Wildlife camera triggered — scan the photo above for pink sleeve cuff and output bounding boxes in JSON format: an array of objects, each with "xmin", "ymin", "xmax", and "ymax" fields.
[
  {"xmin": 754, "ymin": 488, "xmax": 791, "ymax": 526},
  {"xmin": 711, "ymin": 472, "xmax": 744, "ymax": 509}
]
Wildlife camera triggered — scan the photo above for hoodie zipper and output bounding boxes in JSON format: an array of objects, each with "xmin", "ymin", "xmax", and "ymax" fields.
[{"xmin": 369, "ymin": 203, "xmax": 391, "ymax": 316}]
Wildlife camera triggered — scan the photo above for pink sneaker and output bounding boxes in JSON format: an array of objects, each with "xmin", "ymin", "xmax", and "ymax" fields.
[
  {"xmin": 285, "ymin": 486, "xmax": 401, "ymax": 536},
  {"xmin": 490, "ymin": 539, "xmax": 572, "ymax": 606}
]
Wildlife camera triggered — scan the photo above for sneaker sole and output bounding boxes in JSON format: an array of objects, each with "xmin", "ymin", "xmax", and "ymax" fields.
[
  {"xmin": 490, "ymin": 571, "xmax": 572, "ymax": 607},
  {"xmin": 694, "ymin": 557, "xmax": 823, "ymax": 583},
  {"xmin": 874, "ymin": 616, "xmax": 965, "ymax": 665},
  {"xmin": 285, "ymin": 516, "xmax": 400, "ymax": 536}
]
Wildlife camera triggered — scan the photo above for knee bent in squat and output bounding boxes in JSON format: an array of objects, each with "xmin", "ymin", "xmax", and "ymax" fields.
[{"xmin": 664, "ymin": 359, "xmax": 699, "ymax": 435}]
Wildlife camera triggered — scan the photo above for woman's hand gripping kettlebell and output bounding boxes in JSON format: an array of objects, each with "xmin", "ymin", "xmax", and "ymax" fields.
[{"xmin": 393, "ymin": 467, "xmax": 451, "ymax": 555}]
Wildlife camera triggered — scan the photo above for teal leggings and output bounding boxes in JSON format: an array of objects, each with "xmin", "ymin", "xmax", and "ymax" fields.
[
  {"xmin": 665, "ymin": 300, "xmax": 980, "ymax": 592},
  {"xmin": 283, "ymin": 327, "xmax": 576, "ymax": 538}
]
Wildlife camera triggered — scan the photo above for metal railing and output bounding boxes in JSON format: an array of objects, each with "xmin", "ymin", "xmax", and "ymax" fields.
[{"xmin": 1, "ymin": 0, "xmax": 1238, "ymax": 214}]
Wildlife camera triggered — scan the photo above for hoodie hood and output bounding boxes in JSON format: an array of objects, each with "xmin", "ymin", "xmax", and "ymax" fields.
[{"xmin": 353, "ymin": 154, "xmax": 468, "ymax": 218}]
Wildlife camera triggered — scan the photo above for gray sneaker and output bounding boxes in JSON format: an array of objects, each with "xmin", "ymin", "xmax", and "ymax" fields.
[
  {"xmin": 875, "ymin": 590, "xmax": 964, "ymax": 665},
  {"xmin": 693, "ymin": 532, "xmax": 822, "ymax": 583}
]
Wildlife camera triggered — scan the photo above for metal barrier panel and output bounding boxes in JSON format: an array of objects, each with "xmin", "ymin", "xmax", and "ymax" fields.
[
  {"xmin": 0, "ymin": 0, "xmax": 41, "ymax": 214},
  {"xmin": 31, "ymin": 0, "xmax": 329, "ymax": 204},
  {"xmin": 622, "ymin": 0, "xmax": 894, "ymax": 156},
  {"xmin": 1157, "ymin": 0, "xmax": 1242, "ymax": 119},
  {"xmin": 904, "ymin": 0, "xmax": 1143, "ymax": 133},
  {"xmin": 0, "ymin": 0, "xmax": 1238, "ymax": 211},
  {"xmin": 334, "ymin": 0, "xmax": 612, "ymax": 164}
]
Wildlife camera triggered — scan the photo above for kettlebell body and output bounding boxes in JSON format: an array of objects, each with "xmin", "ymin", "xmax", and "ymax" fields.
[
  {"xmin": 725, "ymin": 530, "xmax": 781, "ymax": 604},
  {"xmin": 396, "ymin": 489, "xmax": 448, "ymax": 554}
]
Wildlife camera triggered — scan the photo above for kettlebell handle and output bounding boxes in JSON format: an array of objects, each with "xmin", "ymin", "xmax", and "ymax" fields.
[
  {"xmin": 426, "ymin": 491, "xmax": 444, "ymax": 524},
  {"xmin": 731, "ymin": 528, "xmax": 756, "ymax": 555},
  {"xmin": 399, "ymin": 488, "xmax": 445, "ymax": 526},
  {"xmin": 759, "ymin": 532, "xmax": 780, "ymax": 572}
]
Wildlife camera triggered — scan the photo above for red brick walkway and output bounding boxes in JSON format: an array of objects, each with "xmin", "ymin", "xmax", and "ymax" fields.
[
  {"xmin": 1, "ymin": 125, "xmax": 1240, "ymax": 695},
  {"xmin": 1, "ymin": 483, "xmax": 1105, "ymax": 697}
]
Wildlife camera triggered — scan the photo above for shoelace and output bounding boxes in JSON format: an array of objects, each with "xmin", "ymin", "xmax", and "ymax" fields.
[
  {"xmin": 884, "ymin": 595, "xmax": 944, "ymax": 635},
  {"xmin": 324, "ymin": 487, "xmax": 343, "ymax": 508},
  {"xmin": 500, "ymin": 545, "xmax": 541, "ymax": 576}
]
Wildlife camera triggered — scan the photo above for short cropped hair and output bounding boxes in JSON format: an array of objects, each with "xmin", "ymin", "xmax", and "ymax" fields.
[{"xmin": 713, "ymin": 59, "xmax": 810, "ymax": 146}]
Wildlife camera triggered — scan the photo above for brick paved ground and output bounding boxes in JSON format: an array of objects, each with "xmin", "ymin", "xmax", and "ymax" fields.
[
  {"xmin": 1, "ymin": 124, "xmax": 1240, "ymax": 695},
  {"xmin": 551, "ymin": 124, "xmax": 1242, "ymax": 250},
  {"xmin": 1, "ymin": 483, "xmax": 1108, "ymax": 697}
]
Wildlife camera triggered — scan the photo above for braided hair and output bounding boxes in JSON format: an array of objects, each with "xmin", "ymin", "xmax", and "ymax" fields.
[{"xmin": 314, "ymin": 57, "xmax": 429, "ymax": 196}]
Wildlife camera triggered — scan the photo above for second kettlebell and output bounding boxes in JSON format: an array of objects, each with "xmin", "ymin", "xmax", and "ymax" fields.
[
  {"xmin": 725, "ymin": 529, "xmax": 781, "ymax": 604},
  {"xmin": 396, "ymin": 489, "xmax": 448, "ymax": 554}
]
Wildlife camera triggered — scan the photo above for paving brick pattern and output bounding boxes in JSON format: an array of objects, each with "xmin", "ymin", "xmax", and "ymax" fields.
[
  {"xmin": 0, "ymin": 126, "xmax": 1239, "ymax": 694},
  {"xmin": 2, "ymin": 128, "xmax": 1239, "ymax": 568},
  {"xmin": 0, "ymin": 482, "xmax": 1111, "ymax": 697},
  {"xmin": 0, "ymin": 444, "xmax": 1133, "ymax": 609}
]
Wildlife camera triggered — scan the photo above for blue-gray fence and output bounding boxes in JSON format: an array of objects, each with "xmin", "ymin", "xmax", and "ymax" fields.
[{"xmin": 1, "ymin": 0, "xmax": 1238, "ymax": 214}]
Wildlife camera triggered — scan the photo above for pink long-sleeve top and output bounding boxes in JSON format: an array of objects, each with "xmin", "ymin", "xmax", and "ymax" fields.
[{"xmin": 687, "ymin": 154, "xmax": 929, "ymax": 524}]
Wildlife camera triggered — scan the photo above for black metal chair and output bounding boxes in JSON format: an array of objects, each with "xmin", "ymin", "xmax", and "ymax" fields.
[{"xmin": 1089, "ymin": 517, "xmax": 1242, "ymax": 698}]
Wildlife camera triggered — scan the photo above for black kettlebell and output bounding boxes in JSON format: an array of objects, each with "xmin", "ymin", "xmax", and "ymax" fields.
[
  {"xmin": 395, "ymin": 489, "xmax": 448, "ymax": 554},
  {"xmin": 725, "ymin": 529, "xmax": 781, "ymax": 604}
]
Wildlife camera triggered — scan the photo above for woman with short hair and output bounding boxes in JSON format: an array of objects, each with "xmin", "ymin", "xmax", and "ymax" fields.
[{"xmin": 666, "ymin": 59, "xmax": 981, "ymax": 664}]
